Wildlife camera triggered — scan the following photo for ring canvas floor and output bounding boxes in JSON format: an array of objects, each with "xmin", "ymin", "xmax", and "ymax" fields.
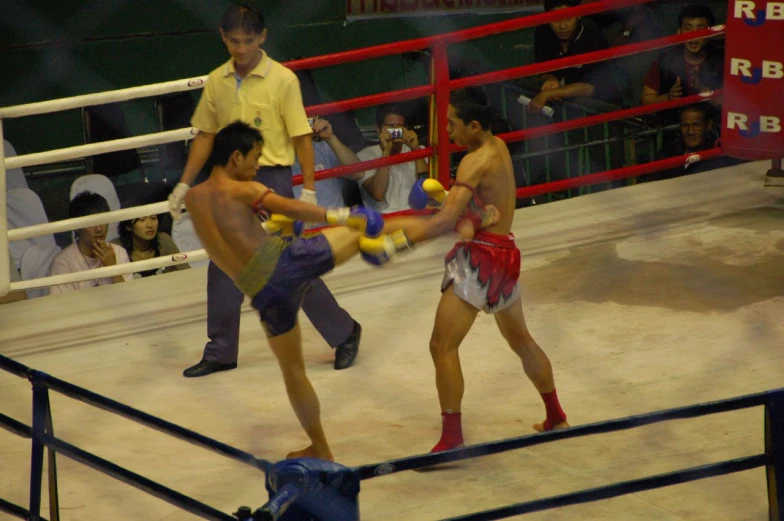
[{"xmin": 1, "ymin": 160, "xmax": 782, "ymax": 521}]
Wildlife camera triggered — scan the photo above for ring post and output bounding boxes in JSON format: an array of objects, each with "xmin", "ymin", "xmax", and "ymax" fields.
[
  {"xmin": 766, "ymin": 390, "xmax": 784, "ymax": 521},
  {"xmin": 0, "ymin": 120, "xmax": 10, "ymax": 298},
  {"xmin": 764, "ymin": 158, "xmax": 783, "ymax": 188},
  {"xmin": 247, "ymin": 458, "xmax": 359, "ymax": 521},
  {"xmin": 28, "ymin": 383, "xmax": 50, "ymax": 521},
  {"xmin": 432, "ymin": 42, "xmax": 452, "ymax": 187},
  {"xmin": 45, "ymin": 396, "xmax": 60, "ymax": 521}
]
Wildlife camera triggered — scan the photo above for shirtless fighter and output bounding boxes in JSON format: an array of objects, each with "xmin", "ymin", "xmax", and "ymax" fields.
[
  {"xmin": 185, "ymin": 121, "xmax": 383, "ymax": 461},
  {"xmin": 360, "ymin": 87, "xmax": 569, "ymax": 453}
]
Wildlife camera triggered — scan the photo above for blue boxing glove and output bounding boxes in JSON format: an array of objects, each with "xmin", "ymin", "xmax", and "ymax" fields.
[
  {"xmin": 408, "ymin": 178, "xmax": 447, "ymax": 210},
  {"xmin": 359, "ymin": 230, "xmax": 413, "ymax": 266},
  {"xmin": 326, "ymin": 206, "xmax": 384, "ymax": 237}
]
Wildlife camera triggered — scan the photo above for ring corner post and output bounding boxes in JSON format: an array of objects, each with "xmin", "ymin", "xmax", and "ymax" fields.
[
  {"xmin": 0, "ymin": 119, "xmax": 10, "ymax": 299},
  {"xmin": 45, "ymin": 393, "xmax": 61, "ymax": 521},
  {"xmin": 432, "ymin": 42, "xmax": 451, "ymax": 187},
  {"xmin": 258, "ymin": 458, "xmax": 360, "ymax": 521},
  {"xmin": 764, "ymin": 158, "xmax": 783, "ymax": 188},
  {"xmin": 28, "ymin": 382, "xmax": 50, "ymax": 521},
  {"xmin": 766, "ymin": 389, "xmax": 784, "ymax": 521}
]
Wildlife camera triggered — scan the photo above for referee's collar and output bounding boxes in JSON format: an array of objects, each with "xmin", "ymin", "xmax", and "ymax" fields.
[{"xmin": 223, "ymin": 50, "xmax": 272, "ymax": 78}]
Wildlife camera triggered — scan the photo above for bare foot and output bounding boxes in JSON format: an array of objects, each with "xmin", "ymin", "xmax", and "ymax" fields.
[
  {"xmin": 533, "ymin": 420, "xmax": 570, "ymax": 433},
  {"xmin": 286, "ymin": 445, "xmax": 334, "ymax": 461}
]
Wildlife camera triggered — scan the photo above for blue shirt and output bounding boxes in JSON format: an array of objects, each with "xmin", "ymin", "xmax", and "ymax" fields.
[{"xmin": 292, "ymin": 141, "xmax": 345, "ymax": 208}]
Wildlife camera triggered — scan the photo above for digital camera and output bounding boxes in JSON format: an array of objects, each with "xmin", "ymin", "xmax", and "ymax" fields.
[{"xmin": 388, "ymin": 127, "xmax": 404, "ymax": 140}]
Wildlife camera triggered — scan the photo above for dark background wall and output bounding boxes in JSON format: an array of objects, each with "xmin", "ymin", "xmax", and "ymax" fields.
[{"xmin": 1, "ymin": 1, "xmax": 540, "ymax": 155}]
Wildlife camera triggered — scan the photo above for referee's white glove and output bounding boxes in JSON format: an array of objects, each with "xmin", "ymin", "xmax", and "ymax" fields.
[
  {"xmin": 299, "ymin": 188, "xmax": 318, "ymax": 205},
  {"xmin": 168, "ymin": 183, "xmax": 190, "ymax": 222}
]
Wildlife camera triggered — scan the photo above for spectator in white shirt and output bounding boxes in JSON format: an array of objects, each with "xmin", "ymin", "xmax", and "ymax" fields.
[
  {"xmin": 356, "ymin": 104, "xmax": 429, "ymax": 212},
  {"xmin": 49, "ymin": 192, "xmax": 133, "ymax": 294}
]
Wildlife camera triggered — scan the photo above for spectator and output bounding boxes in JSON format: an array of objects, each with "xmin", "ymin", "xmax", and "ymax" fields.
[
  {"xmin": 292, "ymin": 117, "xmax": 361, "ymax": 208},
  {"xmin": 529, "ymin": 0, "xmax": 619, "ymax": 114},
  {"xmin": 356, "ymin": 104, "xmax": 428, "ymax": 212},
  {"xmin": 112, "ymin": 214, "xmax": 190, "ymax": 278},
  {"xmin": 49, "ymin": 192, "xmax": 133, "ymax": 294},
  {"xmin": 641, "ymin": 4, "xmax": 723, "ymax": 106},
  {"xmin": 586, "ymin": 3, "xmax": 663, "ymax": 47},
  {"xmin": 640, "ymin": 104, "xmax": 739, "ymax": 182},
  {"xmin": 0, "ymin": 252, "xmax": 26, "ymax": 304}
]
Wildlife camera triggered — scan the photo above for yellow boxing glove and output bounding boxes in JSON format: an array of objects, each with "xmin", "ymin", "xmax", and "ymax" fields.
[
  {"xmin": 358, "ymin": 230, "xmax": 413, "ymax": 266},
  {"xmin": 261, "ymin": 214, "xmax": 304, "ymax": 238},
  {"xmin": 409, "ymin": 178, "xmax": 448, "ymax": 209}
]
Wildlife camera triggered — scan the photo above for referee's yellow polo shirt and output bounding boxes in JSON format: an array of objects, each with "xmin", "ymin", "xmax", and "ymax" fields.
[{"xmin": 191, "ymin": 51, "xmax": 312, "ymax": 167}]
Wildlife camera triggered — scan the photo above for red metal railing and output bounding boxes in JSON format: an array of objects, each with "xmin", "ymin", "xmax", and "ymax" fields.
[{"xmin": 286, "ymin": 0, "xmax": 726, "ymax": 195}]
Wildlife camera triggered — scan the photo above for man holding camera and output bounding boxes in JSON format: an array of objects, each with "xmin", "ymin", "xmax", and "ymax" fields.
[{"xmin": 356, "ymin": 104, "xmax": 429, "ymax": 213}]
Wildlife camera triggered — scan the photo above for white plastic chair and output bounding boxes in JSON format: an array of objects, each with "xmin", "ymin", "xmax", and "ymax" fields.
[
  {"xmin": 69, "ymin": 174, "xmax": 121, "ymax": 242},
  {"xmin": 7, "ymin": 188, "xmax": 56, "ymax": 271},
  {"xmin": 19, "ymin": 243, "xmax": 62, "ymax": 299},
  {"xmin": 4, "ymin": 140, "xmax": 28, "ymax": 190}
]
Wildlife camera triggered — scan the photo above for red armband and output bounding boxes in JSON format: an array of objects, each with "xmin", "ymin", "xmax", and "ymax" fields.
[{"xmin": 252, "ymin": 189, "xmax": 275, "ymax": 221}]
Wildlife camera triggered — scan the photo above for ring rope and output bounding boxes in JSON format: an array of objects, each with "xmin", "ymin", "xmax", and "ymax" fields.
[
  {"xmin": 2, "ymin": 0, "xmax": 725, "ymax": 294},
  {"xmin": 284, "ymin": 0, "xmax": 655, "ymax": 72},
  {"xmin": 450, "ymin": 26, "xmax": 724, "ymax": 91},
  {"xmin": 0, "ymin": 0, "xmax": 653, "ymax": 122}
]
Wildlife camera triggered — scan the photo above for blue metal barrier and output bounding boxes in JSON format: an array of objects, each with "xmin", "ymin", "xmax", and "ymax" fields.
[{"xmin": 1, "ymin": 353, "xmax": 781, "ymax": 521}]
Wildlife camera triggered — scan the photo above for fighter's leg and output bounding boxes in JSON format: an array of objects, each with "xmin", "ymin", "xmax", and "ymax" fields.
[
  {"xmin": 431, "ymin": 289, "xmax": 480, "ymax": 411},
  {"xmin": 494, "ymin": 299, "xmax": 568, "ymax": 432},
  {"xmin": 428, "ymin": 289, "xmax": 480, "ymax": 452},
  {"xmin": 319, "ymin": 227, "xmax": 361, "ymax": 265},
  {"xmin": 266, "ymin": 322, "xmax": 334, "ymax": 461}
]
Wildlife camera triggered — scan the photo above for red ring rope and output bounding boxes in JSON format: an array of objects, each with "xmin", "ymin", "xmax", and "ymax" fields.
[
  {"xmin": 285, "ymin": 0, "xmax": 654, "ymax": 72},
  {"xmin": 286, "ymin": 0, "xmax": 729, "ymax": 203}
]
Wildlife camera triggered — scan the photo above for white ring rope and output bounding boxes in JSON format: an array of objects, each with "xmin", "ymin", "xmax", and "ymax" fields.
[
  {"xmin": 8, "ymin": 202, "xmax": 170, "ymax": 242},
  {"xmin": 0, "ymin": 76, "xmax": 208, "ymax": 119},
  {"xmin": 1, "ymin": 75, "xmax": 213, "ymax": 295},
  {"xmin": 9, "ymin": 249, "xmax": 207, "ymax": 291},
  {"xmin": 5, "ymin": 127, "xmax": 197, "ymax": 170}
]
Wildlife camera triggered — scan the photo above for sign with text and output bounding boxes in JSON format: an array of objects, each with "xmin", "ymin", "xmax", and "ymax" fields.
[
  {"xmin": 346, "ymin": 0, "xmax": 543, "ymax": 20},
  {"xmin": 721, "ymin": 0, "xmax": 784, "ymax": 159}
]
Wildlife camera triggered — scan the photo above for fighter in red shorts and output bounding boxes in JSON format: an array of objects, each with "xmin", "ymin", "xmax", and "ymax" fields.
[{"xmin": 360, "ymin": 87, "xmax": 569, "ymax": 453}]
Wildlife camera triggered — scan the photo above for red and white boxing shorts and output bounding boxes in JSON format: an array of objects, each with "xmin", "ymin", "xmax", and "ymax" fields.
[{"xmin": 441, "ymin": 230, "xmax": 521, "ymax": 313}]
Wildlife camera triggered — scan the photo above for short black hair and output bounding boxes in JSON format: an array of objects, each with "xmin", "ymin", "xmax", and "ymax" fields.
[
  {"xmin": 221, "ymin": 3, "xmax": 265, "ymax": 34},
  {"xmin": 450, "ymin": 87, "xmax": 493, "ymax": 131},
  {"xmin": 679, "ymin": 103, "xmax": 709, "ymax": 122},
  {"xmin": 210, "ymin": 121, "xmax": 263, "ymax": 168},
  {"xmin": 375, "ymin": 103, "xmax": 406, "ymax": 129},
  {"xmin": 69, "ymin": 191, "xmax": 110, "ymax": 219},
  {"xmin": 544, "ymin": 0, "xmax": 580, "ymax": 12},
  {"xmin": 678, "ymin": 4, "xmax": 716, "ymax": 27}
]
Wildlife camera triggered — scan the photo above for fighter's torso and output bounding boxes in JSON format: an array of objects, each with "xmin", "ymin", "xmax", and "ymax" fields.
[
  {"xmin": 186, "ymin": 179, "xmax": 269, "ymax": 281},
  {"xmin": 471, "ymin": 137, "xmax": 516, "ymax": 236}
]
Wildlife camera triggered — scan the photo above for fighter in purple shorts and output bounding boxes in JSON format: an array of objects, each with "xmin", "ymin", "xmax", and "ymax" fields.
[
  {"xmin": 184, "ymin": 121, "xmax": 382, "ymax": 461},
  {"xmin": 360, "ymin": 87, "xmax": 569, "ymax": 453}
]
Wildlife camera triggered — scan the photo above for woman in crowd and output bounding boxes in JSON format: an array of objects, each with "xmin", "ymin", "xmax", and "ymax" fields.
[{"xmin": 112, "ymin": 214, "xmax": 190, "ymax": 278}]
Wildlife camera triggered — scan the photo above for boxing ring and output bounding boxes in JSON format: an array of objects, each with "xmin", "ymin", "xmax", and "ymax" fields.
[{"xmin": 2, "ymin": 0, "xmax": 784, "ymax": 519}]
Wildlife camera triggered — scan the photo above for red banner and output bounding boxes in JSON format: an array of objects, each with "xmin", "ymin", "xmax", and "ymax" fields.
[
  {"xmin": 721, "ymin": 0, "xmax": 784, "ymax": 160},
  {"xmin": 346, "ymin": 0, "xmax": 542, "ymax": 20}
]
